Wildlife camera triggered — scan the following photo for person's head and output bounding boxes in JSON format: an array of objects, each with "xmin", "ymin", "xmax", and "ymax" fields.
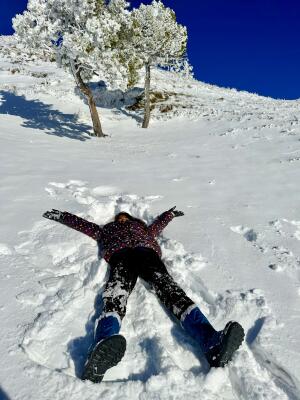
[
  {"xmin": 114, "ymin": 212, "xmax": 147, "ymax": 229},
  {"xmin": 115, "ymin": 212, "xmax": 132, "ymax": 222},
  {"xmin": 115, "ymin": 212, "xmax": 133, "ymax": 223}
]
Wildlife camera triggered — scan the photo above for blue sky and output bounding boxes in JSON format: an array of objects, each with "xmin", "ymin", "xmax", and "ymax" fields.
[{"xmin": 2, "ymin": 0, "xmax": 300, "ymax": 99}]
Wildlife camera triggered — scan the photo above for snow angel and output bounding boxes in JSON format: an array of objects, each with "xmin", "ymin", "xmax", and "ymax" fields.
[{"xmin": 43, "ymin": 207, "xmax": 245, "ymax": 383}]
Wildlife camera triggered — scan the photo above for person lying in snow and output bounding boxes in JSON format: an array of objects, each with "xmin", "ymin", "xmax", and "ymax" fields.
[{"xmin": 43, "ymin": 207, "xmax": 245, "ymax": 383}]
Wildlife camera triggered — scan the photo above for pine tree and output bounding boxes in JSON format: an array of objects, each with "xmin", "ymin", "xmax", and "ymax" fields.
[
  {"xmin": 130, "ymin": 0, "xmax": 188, "ymax": 128},
  {"xmin": 13, "ymin": 0, "xmax": 131, "ymax": 137}
]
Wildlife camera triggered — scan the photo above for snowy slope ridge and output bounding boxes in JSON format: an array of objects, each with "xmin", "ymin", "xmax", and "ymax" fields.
[
  {"xmin": 1, "ymin": 36, "xmax": 300, "ymax": 399},
  {"xmin": 1, "ymin": 35, "xmax": 300, "ymax": 132}
]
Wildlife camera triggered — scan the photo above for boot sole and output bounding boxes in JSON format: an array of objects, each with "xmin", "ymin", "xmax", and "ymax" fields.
[
  {"xmin": 209, "ymin": 322, "xmax": 245, "ymax": 368},
  {"xmin": 82, "ymin": 334, "xmax": 126, "ymax": 383}
]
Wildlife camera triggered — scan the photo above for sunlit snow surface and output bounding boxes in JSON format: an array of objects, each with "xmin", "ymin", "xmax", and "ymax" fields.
[{"xmin": 0, "ymin": 35, "xmax": 300, "ymax": 399}]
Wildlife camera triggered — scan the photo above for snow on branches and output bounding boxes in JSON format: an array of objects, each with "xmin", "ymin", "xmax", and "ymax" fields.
[
  {"xmin": 13, "ymin": 0, "xmax": 130, "ymax": 86},
  {"xmin": 12, "ymin": 0, "xmax": 191, "ymax": 133},
  {"xmin": 129, "ymin": 0, "xmax": 189, "ymax": 127},
  {"xmin": 130, "ymin": 0, "xmax": 187, "ymax": 67},
  {"xmin": 13, "ymin": 0, "xmax": 131, "ymax": 136}
]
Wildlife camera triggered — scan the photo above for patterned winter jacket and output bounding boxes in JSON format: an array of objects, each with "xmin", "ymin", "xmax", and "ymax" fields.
[{"xmin": 59, "ymin": 211, "xmax": 175, "ymax": 262}]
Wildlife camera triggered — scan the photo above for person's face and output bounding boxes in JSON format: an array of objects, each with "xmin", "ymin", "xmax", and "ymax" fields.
[{"xmin": 117, "ymin": 214, "xmax": 130, "ymax": 223}]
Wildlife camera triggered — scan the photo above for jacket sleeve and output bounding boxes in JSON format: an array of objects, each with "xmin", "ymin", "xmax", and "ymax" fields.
[
  {"xmin": 59, "ymin": 212, "xmax": 102, "ymax": 241},
  {"xmin": 147, "ymin": 210, "xmax": 174, "ymax": 237}
]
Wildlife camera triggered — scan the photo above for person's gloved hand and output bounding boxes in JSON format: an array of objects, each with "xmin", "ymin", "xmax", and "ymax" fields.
[
  {"xmin": 43, "ymin": 209, "xmax": 64, "ymax": 221},
  {"xmin": 168, "ymin": 206, "xmax": 184, "ymax": 217}
]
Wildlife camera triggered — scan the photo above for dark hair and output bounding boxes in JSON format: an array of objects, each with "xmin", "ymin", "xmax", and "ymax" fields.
[{"xmin": 115, "ymin": 212, "xmax": 147, "ymax": 230}]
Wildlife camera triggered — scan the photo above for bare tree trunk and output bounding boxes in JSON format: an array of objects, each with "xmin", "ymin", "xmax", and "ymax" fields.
[
  {"xmin": 142, "ymin": 62, "xmax": 151, "ymax": 129},
  {"xmin": 70, "ymin": 61, "xmax": 104, "ymax": 137}
]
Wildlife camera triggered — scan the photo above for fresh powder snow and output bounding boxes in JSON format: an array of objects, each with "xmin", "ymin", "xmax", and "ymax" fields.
[{"xmin": 0, "ymin": 35, "xmax": 300, "ymax": 399}]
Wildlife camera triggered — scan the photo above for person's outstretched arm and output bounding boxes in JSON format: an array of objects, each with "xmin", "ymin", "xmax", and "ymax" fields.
[
  {"xmin": 43, "ymin": 209, "xmax": 102, "ymax": 241},
  {"xmin": 148, "ymin": 206, "xmax": 184, "ymax": 237}
]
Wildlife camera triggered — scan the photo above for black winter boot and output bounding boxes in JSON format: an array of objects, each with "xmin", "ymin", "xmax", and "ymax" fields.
[
  {"xmin": 82, "ymin": 334, "xmax": 126, "ymax": 383},
  {"xmin": 205, "ymin": 321, "xmax": 244, "ymax": 368}
]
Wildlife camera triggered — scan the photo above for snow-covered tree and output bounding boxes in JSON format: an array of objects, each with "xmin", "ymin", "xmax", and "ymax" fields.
[
  {"xmin": 13, "ymin": 0, "xmax": 131, "ymax": 137},
  {"xmin": 130, "ymin": 0, "xmax": 188, "ymax": 128}
]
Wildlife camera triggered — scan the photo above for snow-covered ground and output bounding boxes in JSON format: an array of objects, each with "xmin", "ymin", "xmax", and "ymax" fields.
[{"xmin": 0, "ymin": 35, "xmax": 300, "ymax": 399}]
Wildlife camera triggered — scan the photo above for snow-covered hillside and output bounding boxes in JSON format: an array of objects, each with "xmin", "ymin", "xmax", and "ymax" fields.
[{"xmin": 0, "ymin": 35, "xmax": 300, "ymax": 400}]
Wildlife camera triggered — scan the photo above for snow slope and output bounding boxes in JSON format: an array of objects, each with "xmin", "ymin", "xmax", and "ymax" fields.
[{"xmin": 0, "ymin": 35, "xmax": 300, "ymax": 399}]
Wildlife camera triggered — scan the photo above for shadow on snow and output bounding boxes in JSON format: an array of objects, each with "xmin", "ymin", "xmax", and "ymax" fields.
[
  {"xmin": 0, "ymin": 386, "xmax": 11, "ymax": 400},
  {"xmin": 67, "ymin": 280, "xmax": 106, "ymax": 378},
  {"xmin": 0, "ymin": 90, "xmax": 92, "ymax": 141}
]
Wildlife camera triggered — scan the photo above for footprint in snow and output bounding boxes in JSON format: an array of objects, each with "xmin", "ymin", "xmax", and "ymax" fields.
[
  {"xmin": 231, "ymin": 222, "xmax": 300, "ymax": 284},
  {"xmin": 0, "ymin": 243, "xmax": 13, "ymax": 256},
  {"xmin": 230, "ymin": 225, "xmax": 258, "ymax": 242}
]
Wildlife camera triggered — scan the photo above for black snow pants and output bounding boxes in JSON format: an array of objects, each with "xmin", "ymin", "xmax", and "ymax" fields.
[{"xmin": 101, "ymin": 247, "xmax": 195, "ymax": 321}]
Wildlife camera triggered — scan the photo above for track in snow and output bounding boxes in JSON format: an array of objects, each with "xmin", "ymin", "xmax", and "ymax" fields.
[{"xmin": 231, "ymin": 220, "xmax": 300, "ymax": 290}]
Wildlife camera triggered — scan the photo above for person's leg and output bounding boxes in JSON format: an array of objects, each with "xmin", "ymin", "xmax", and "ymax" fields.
[
  {"xmin": 83, "ymin": 250, "xmax": 138, "ymax": 383},
  {"xmin": 136, "ymin": 248, "xmax": 245, "ymax": 367},
  {"xmin": 94, "ymin": 249, "xmax": 138, "ymax": 343},
  {"xmin": 135, "ymin": 248, "xmax": 216, "ymax": 352}
]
